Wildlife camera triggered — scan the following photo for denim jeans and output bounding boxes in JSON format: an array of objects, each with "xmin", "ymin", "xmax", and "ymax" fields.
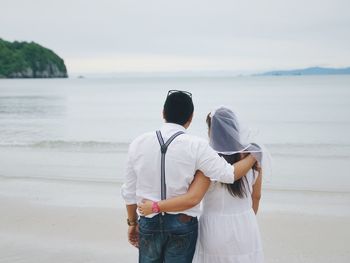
[{"xmin": 138, "ymin": 213, "xmax": 198, "ymax": 263}]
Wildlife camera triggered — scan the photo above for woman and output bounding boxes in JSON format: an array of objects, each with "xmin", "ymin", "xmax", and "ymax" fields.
[{"xmin": 138, "ymin": 107, "xmax": 265, "ymax": 262}]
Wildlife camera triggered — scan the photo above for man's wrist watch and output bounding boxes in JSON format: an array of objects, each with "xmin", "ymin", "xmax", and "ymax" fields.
[
  {"xmin": 152, "ymin": 201, "xmax": 160, "ymax": 213},
  {"xmin": 127, "ymin": 218, "xmax": 138, "ymax": 226}
]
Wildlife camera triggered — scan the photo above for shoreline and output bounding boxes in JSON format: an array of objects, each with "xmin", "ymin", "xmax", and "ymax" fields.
[
  {"xmin": 1, "ymin": 176, "xmax": 349, "ymax": 213},
  {"xmin": 1, "ymin": 173, "xmax": 349, "ymax": 195}
]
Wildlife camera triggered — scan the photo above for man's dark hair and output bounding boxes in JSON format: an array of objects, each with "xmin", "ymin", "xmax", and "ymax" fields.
[{"xmin": 163, "ymin": 91, "xmax": 194, "ymax": 126}]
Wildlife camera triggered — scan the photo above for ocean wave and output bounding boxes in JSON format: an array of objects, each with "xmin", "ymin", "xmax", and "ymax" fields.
[
  {"xmin": 0, "ymin": 141, "xmax": 349, "ymax": 157},
  {"xmin": 266, "ymin": 143, "xmax": 350, "ymax": 159},
  {"xmin": 0, "ymin": 174, "xmax": 121, "ymax": 184},
  {"xmin": 0, "ymin": 140, "xmax": 130, "ymax": 152},
  {"xmin": 1, "ymin": 174, "xmax": 349, "ymax": 194}
]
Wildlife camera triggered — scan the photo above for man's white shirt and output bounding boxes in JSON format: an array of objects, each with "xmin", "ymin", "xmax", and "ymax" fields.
[{"xmin": 121, "ymin": 123, "xmax": 235, "ymax": 217}]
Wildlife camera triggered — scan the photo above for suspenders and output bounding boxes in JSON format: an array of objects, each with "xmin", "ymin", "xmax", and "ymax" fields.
[{"xmin": 156, "ymin": 130, "xmax": 184, "ymax": 200}]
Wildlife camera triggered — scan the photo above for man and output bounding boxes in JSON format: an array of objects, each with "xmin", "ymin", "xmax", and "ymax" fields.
[{"xmin": 121, "ymin": 90, "xmax": 257, "ymax": 263}]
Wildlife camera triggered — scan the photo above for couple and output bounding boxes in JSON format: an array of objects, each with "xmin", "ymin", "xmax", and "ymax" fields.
[{"xmin": 121, "ymin": 90, "xmax": 265, "ymax": 263}]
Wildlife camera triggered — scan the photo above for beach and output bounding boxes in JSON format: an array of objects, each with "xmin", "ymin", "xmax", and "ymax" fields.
[
  {"xmin": 2, "ymin": 0, "xmax": 350, "ymax": 260},
  {"xmin": 0, "ymin": 179, "xmax": 137, "ymax": 263},
  {"xmin": 0, "ymin": 178, "xmax": 349, "ymax": 263},
  {"xmin": 1, "ymin": 76, "xmax": 350, "ymax": 262}
]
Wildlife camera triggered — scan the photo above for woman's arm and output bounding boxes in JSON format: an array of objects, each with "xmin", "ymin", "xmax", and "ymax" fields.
[
  {"xmin": 251, "ymin": 169, "xmax": 262, "ymax": 214},
  {"xmin": 138, "ymin": 170, "xmax": 210, "ymax": 216}
]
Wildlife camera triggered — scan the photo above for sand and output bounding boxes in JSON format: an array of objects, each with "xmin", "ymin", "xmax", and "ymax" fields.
[
  {"xmin": 0, "ymin": 197, "xmax": 137, "ymax": 263},
  {"xmin": 0, "ymin": 179, "xmax": 349, "ymax": 263}
]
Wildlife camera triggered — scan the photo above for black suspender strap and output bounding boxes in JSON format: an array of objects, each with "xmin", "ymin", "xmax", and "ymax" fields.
[{"xmin": 156, "ymin": 130, "xmax": 184, "ymax": 200}]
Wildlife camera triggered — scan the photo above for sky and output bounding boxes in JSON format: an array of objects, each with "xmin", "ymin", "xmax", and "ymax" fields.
[{"xmin": 1, "ymin": 0, "xmax": 350, "ymax": 74}]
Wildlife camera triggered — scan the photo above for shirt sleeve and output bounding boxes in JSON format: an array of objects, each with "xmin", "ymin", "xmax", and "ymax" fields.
[
  {"xmin": 120, "ymin": 141, "xmax": 137, "ymax": 205},
  {"xmin": 196, "ymin": 141, "xmax": 235, "ymax": 184}
]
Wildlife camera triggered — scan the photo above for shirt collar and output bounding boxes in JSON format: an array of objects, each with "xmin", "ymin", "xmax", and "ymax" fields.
[{"xmin": 161, "ymin": 122, "xmax": 187, "ymax": 133}]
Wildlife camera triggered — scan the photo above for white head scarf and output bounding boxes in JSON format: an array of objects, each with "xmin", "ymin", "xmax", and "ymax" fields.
[
  {"xmin": 209, "ymin": 106, "xmax": 272, "ymax": 180},
  {"xmin": 209, "ymin": 107, "xmax": 246, "ymax": 155}
]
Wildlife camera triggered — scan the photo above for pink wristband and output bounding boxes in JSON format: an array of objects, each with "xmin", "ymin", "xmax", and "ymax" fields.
[{"xmin": 151, "ymin": 201, "xmax": 160, "ymax": 213}]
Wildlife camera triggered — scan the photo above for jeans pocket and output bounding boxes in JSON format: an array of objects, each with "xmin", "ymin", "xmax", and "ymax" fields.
[
  {"xmin": 174, "ymin": 214, "xmax": 198, "ymax": 226},
  {"xmin": 167, "ymin": 230, "xmax": 197, "ymax": 256},
  {"xmin": 139, "ymin": 231, "xmax": 158, "ymax": 261}
]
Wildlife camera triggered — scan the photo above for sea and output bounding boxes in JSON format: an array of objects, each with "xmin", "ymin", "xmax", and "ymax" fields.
[{"xmin": 0, "ymin": 75, "xmax": 350, "ymax": 197}]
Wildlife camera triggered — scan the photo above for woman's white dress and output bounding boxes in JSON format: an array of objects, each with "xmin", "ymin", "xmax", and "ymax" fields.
[{"xmin": 192, "ymin": 170, "xmax": 263, "ymax": 263}]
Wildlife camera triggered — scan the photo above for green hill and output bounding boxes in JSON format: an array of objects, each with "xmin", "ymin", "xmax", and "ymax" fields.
[{"xmin": 0, "ymin": 39, "xmax": 68, "ymax": 78}]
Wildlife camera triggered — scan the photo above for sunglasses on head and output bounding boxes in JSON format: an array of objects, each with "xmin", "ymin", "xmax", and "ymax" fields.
[{"xmin": 167, "ymin": 90, "xmax": 192, "ymax": 98}]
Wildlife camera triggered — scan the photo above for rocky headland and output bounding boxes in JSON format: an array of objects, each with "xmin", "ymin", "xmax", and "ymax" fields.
[{"xmin": 0, "ymin": 39, "xmax": 68, "ymax": 78}]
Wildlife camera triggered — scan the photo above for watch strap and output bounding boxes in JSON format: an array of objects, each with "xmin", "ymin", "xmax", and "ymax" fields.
[{"xmin": 127, "ymin": 218, "xmax": 138, "ymax": 226}]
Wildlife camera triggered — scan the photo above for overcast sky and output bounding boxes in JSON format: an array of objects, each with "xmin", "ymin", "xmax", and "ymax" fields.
[{"xmin": 1, "ymin": 0, "xmax": 350, "ymax": 74}]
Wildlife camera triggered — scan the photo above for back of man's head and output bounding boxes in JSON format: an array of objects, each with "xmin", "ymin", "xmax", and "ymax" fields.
[{"xmin": 163, "ymin": 91, "xmax": 194, "ymax": 126}]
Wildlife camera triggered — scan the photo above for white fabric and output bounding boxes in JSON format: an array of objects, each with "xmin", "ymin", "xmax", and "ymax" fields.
[
  {"xmin": 121, "ymin": 123, "xmax": 235, "ymax": 217},
  {"xmin": 193, "ymin": 170, "xmax": 264, "ymax": 263},
  {"xmin": 210, "ymin": 106, "xmax": 262, "ymax": 161},
  {"xmin": 210, "ymin": 106, "xmax": 272, "ymax": 182},
  {"xmin": 210, "ymin": 107, "xmax": 243, "ymax": 155}
]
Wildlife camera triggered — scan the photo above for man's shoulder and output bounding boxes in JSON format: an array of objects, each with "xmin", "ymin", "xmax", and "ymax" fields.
[{"xmin": 130, "ymin": 131, "xmax": 155, "ymax": 145}]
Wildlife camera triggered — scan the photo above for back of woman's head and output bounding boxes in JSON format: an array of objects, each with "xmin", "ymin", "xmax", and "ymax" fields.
[
  {"xmin": 206, "ymin": 110, "xmax": 250, "ymax": 198},
  {"xmin": 207, "ymin": 107, "xmax": 243, "ymax": 154}
]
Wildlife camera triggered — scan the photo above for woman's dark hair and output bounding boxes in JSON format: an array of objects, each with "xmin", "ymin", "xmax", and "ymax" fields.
[
  {"xmin": 164, "ymin": 92, "xmax": 194, "ymax": 126},
  {"xmin": 206, "ymin": 113, "xmax": 251, "ymax": 198}
]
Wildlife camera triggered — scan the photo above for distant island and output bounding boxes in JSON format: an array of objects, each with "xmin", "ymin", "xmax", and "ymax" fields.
[
  {"xmin": 0, "ymin": 39, "xmax": 68, "ymax": 78},
  {"xmin": 258, "ymin": 67, "xmax": 350, "ymax": 76}
]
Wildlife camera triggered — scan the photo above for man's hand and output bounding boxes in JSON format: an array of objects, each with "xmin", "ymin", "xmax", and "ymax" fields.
[
  {"xmin": 128, "ymin": 225, "xmax": 139, "ymax": 248},
  {"xmin": 126, "ymin": 204, "xmax": 139, "ymax": 248},
  {"xmin": 247, "ymin": 143, "xmax": 262, "ymax": 164}
]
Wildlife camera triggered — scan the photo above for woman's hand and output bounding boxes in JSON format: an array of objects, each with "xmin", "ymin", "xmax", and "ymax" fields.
[{"xmin": 138, "ymin": 199, "xmax": 154, "ymax": 216}]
